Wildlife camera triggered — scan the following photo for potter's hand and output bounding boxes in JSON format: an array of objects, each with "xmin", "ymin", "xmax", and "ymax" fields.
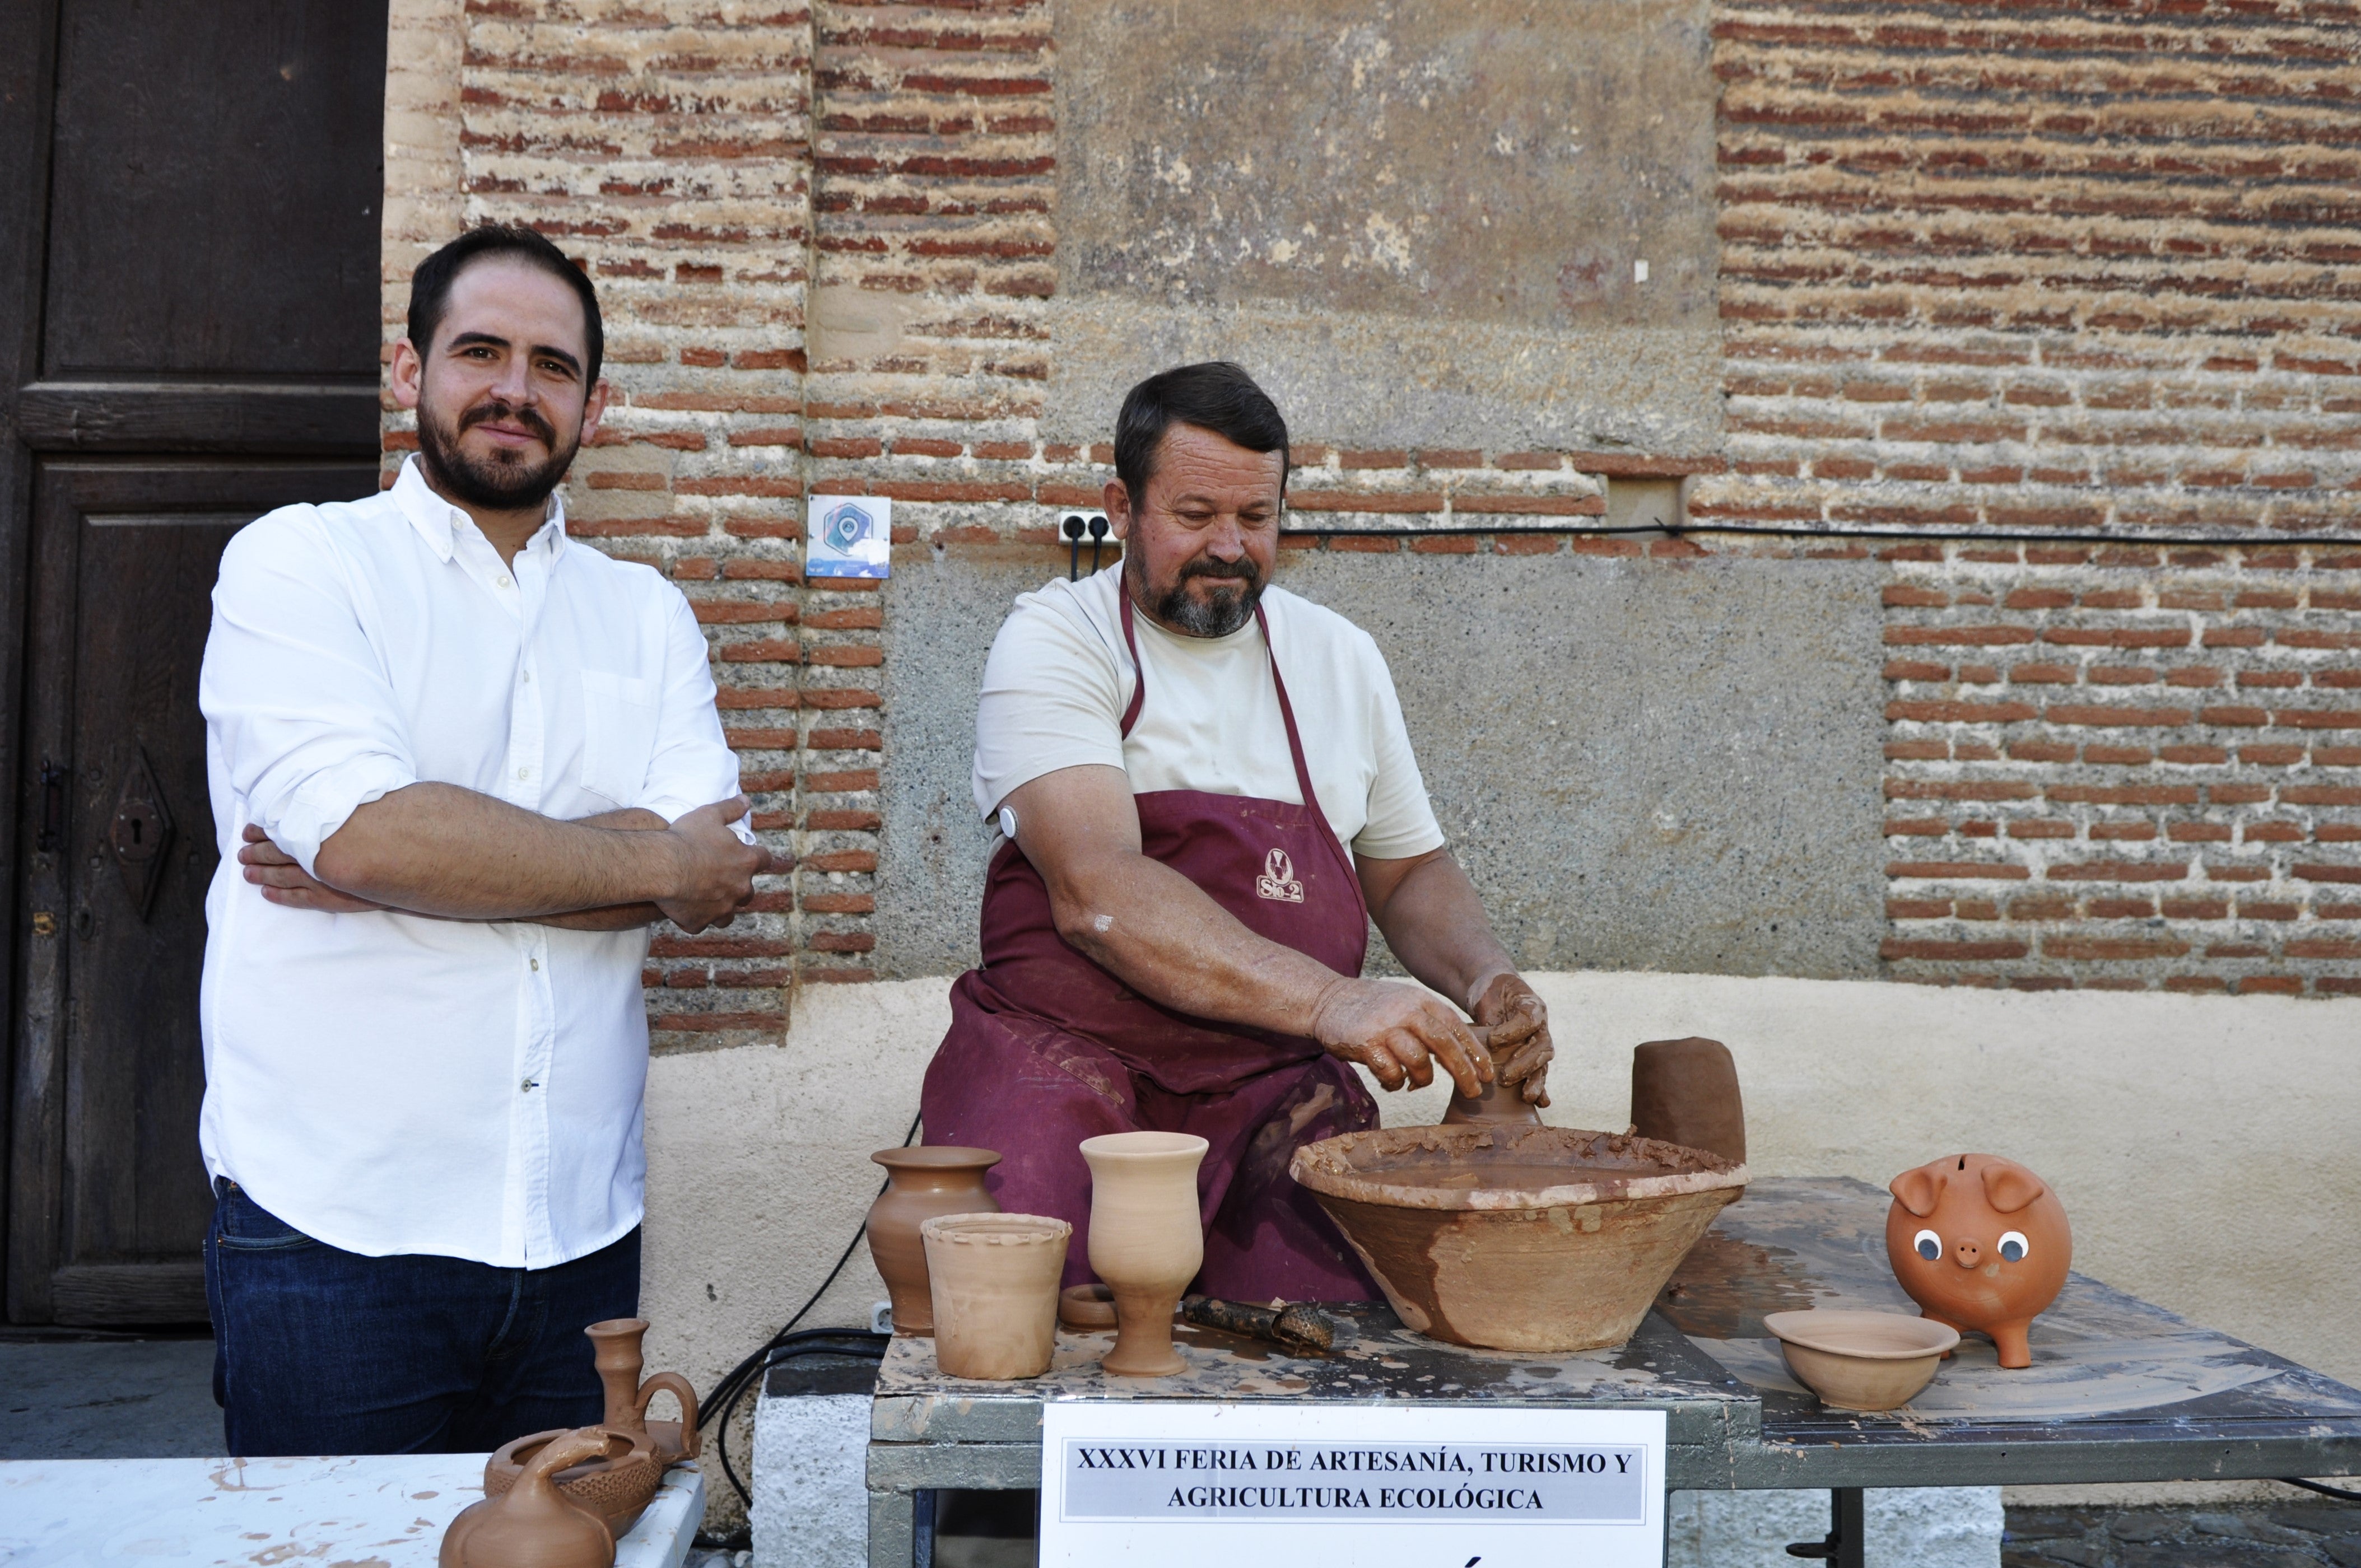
[
  {"xmin": 655, "ymin": 795, "xmax": 773, "ymax": 934},
  {"xmin": 1471, "ymin": 970, "xmax": 1553, "ymax": 1107},
  {"xmin": 239, "ymin": 824, "xmax": 390, "ymax": 914},
  {"xmin": 1310, "ymin": 978, "xmax": 1491, "ymax": 1099}
]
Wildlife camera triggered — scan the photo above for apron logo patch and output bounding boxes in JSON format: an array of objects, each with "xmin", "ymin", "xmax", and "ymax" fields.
[{"xmin": 1255, "ymin": 848, "xmax": 1305, "ymax": 904}]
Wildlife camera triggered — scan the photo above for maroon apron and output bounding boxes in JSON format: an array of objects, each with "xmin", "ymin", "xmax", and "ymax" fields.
[{"xmin": 920, "ymin": 591, "xmax": 1381, "ymax": 1300}]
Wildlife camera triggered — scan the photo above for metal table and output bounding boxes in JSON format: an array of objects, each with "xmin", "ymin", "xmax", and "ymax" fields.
[{"xmin": 866, "ymin": 1177, "xmax": 2361, "ymax": 1567}]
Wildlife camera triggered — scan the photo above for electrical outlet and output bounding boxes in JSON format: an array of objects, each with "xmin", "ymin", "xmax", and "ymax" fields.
[
  {"xmin": 1056, "ymin": 508, "xmax": 1109, "ymax": 540},
  {"xmin": 870, "ymin": 1300, "xmax": 894, "ymax": 1334}
]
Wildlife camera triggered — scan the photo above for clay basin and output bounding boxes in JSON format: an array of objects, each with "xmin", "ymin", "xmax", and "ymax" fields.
[
  {"xmin": 1765, "ymin": 1309, "xmax": 1960, "ymax": 1412},
  {"xmin": 1289, "ymin": 1124, "xmax": 1747, "ymax": 1352}
]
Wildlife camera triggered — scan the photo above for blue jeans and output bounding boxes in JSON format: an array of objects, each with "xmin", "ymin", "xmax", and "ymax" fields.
[{"xmin": 203, "ymin": 1177, "xmax": 641, "ymax": 1456}]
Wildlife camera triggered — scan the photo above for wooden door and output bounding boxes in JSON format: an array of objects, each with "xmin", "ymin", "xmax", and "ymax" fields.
[{"xmin": 2, "ymin": 0, "xmax": 387, "ymax": 1326}]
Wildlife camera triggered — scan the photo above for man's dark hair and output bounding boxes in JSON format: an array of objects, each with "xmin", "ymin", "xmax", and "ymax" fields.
[
  {"xmin": 406, "ymin": 223, "xmax": 604, "ymax": 386},
  {"xmin": 1114, "ymin": 362, "xmax": 1289, "ymax": 506}
]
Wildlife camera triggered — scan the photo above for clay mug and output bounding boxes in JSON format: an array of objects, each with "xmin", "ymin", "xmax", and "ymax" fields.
[
  {"xmin": 921, "ymin": 1212, "xmax": 1071, "ymax": 1379},
  {"xmin": 1629, "ymin": 1037, "xmax": 1747, "ymax": 1164},
  {"xmin": 1440, "ymin": 1025, "xmax": 1543, "ymax": 1127},
  {"xmin": 583, "ymin": 1318, "xmax": 701, "ymax": 1465},
  {"xmin": 441, "ymin": 1426, "xmax": 616, "ymax": 1568},
  {"xmin": 1079, "ymin": 1131, "xmax": 1208, "ymax": 1378},
  {"xmin": 867, "ymin": 1146, "xmax": 1003, "ymax": 1334},
  {"xmin": 1885, "ymin": 1152, "xmax": 2071, "ymax": 1369}
]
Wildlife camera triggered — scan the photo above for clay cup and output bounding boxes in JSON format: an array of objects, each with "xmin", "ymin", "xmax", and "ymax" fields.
[
  {"xmin": 1079, "ymin": 1131, "xmax": 1208, "ymax": 1378},
  {"xmin": 921, "ymin": 1212, "xmax": 1070, "ymax": 1379}
]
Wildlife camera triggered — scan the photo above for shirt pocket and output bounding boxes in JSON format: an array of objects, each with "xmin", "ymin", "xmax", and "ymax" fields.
[{"xmin": 579, "ymin": 670, "xmax": 661, "ymax": 805}]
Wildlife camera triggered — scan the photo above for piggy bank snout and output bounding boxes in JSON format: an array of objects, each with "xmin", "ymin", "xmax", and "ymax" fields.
[{"xmin": 1952, "ymin": 1236, "xmax": 1983, "ymax": 1268}]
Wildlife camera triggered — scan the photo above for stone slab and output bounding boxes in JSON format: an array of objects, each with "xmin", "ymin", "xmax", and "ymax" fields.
[
  {"xmin": 0, "ymin": 1451, "xmax": 704, "ymax": 1567},
  {"xmin": 876, "ymin": 546, "xmax": 1888, "ymax": 983}
]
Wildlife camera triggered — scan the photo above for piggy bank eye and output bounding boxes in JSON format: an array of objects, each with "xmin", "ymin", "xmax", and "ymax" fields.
[
  {"xmin": 1913, "ymin": 1228, "xmax": 1941, "ymax": 1261},
  {"xmin": 1999, "ymin": 1230, "xmax": 2029, "ymax": 1263}
]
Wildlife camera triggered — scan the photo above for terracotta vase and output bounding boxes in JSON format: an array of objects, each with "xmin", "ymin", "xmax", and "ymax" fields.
[
  {"xmin": 1629, "ymin": 1037, "xmax": 1747, "ymax": 1164},
  {"xmin": 482, "ymin": 1424, "xmax": 660, "ymax": 1537},
  {"xmin": 921, "ymin": 1212, "xmax": 1071, "ymax": 1380},
  {"xmin": 1079, "ymin": 1131, "xmax": 1207, "ymax": 1378},
  {"xmin": 868, "ymin": 1147, "xmax": 1003, "ymax": 1334},
  {"xmin": 1885, "ymin": 1152, "xmax": 2071, "ymax": 1369},
  {"xmin": 441, "ymin": 1427, "xmax": 616, "ymax": 1568},
  {"xmin": 1440, "ymin": 1026, "xmax": 1542, "ymax": 1127},
  {"xmin": 583, "ymin": 1318, "xmax": 701, "ymax": 1465}
]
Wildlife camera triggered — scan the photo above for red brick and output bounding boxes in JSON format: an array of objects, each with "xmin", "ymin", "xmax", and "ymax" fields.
[
  {"xmin": 1887, "ymin": 861, "xmax": 2032, "ymax": 880},
  {"xmin": 2044, "ymin": 861, "xmax": 2191, "ymax": 882},
  {"xmin": 1881, "ymin": 938, "xmax": 2031, "ymax": 960}
]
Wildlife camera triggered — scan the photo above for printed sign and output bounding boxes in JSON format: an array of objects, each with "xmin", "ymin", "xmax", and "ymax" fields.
[
  {"xmin": 1039, "ymin": 1402, "xmax": 1665, "ymax": 1567},
  {"xmin": 806, "ymin": 494, "xmax": 891, "ymax": 578}
]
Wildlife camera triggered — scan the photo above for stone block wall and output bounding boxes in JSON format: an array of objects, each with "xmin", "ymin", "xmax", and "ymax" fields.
[{"xmin": 382, "ymin": 0, "xmax": 2361, "ymax": 1025}]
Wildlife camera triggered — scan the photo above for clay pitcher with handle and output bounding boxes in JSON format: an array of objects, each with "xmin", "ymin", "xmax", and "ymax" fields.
[
  {"xmin": 867, "ymin": 1147, "xmax": 1003, "ymax": 1333},
  {"xmin": 441, "ymin": 1427, "xmax": 616, "ymax": 1568},
  {"xmin": 584, "ymin": 1318, "xmax": 701, "ymax": 1466},
  {"xmin": 1079, "ymin": 1131, "xmax": 1207, "ymax": 1378}
]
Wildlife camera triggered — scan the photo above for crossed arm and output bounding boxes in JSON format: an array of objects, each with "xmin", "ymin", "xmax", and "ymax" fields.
[
  {"xmin": 238, "ymin": 782, "xmax": 771, "ymax": 933},
  {"xmin": 1001, "ymin": 764, "xmax": 1553, "ymax": 1103}
]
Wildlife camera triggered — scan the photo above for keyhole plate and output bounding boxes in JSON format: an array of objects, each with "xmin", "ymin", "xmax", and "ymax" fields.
[{"xmin": 107, "ymin": 746, "xmax": 176, "ymax": 918}]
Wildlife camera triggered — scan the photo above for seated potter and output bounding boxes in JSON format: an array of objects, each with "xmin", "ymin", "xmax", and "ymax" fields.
[{"xmin": 921, "ymin": 362, "xmax": 1555, "ymax": 1302}]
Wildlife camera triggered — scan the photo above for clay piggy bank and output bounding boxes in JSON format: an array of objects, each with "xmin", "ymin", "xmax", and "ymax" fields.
[{"xmin": 1885, "ymin": 1154, "xmax": 2070, "ymax": 1369}]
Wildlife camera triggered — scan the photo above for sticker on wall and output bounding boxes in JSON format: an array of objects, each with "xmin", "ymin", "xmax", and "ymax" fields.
[{"xmin": 807, "ymin": 494, "xmax": 891, "ymax": 579}]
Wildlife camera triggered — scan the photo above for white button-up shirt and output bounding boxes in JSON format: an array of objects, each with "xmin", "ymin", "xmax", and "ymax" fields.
[{"xmin": 197, "ymin": 457, "xmax": 744, "ymax": 1266}]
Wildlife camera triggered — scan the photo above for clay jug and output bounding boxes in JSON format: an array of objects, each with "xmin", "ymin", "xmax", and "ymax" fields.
[
  {"xmin": 582, "ymin": 1318, "xmax": 701, "ymax": 1467},
  {"xmin": 868, "ymin": 1146, "xmax": 1002, "ymax": 1334},
  {"xmin": 441, "ymin": 1426, "xmax": 616, "ymax": 1568},
  {"xmin": 1079, "ymin": 1131, "xmax": 1207, "ymax": 1378},
  {"xmin": 1441, "ymin": 1026, "xmax": 1542, "ymax": 1127},
  {"xmin": 922, "ymin": 1212, "xmax": 1070, "ymax": 1380},
  {"xmin": 1629, "ymin": 1037, "xmax": 1747, "ymax": 1164}
]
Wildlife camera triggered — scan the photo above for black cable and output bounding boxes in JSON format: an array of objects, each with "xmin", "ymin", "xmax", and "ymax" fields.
[
  {"xmin": 2281, "ymin": 1477, "xmax": 2361, "ymax": 1502},
  {"xmin": 697, "ymin": 1108, "xmax": 923, "ymax": 1508}
]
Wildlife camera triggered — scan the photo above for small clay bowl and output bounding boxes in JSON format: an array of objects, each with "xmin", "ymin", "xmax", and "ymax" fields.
[
  {"xmin": 485, "ymin": 1423, "xmax": 662, "ymax": 1534},
  {"xmin": 1059, "ymin": 1283, "xmax": 1117, "ymax": 1329},
  {"xmin": 1764, "ymin": 1309, "xmax": 1960, "ymax": 1412}
]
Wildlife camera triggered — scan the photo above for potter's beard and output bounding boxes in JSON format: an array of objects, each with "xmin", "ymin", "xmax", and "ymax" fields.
[
  {"xmin": 416, "ymin": 394, "xmax": 578, "ymax": 511},
  {"xmin": 1132, "ymin": 551, "xmax": 1263, "ymax": 638}
]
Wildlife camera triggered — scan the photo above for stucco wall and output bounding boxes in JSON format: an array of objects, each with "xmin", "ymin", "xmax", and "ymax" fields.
[{"xmin": 640, "ymin": 968, "xmax": 2361, "ymax": 1476}]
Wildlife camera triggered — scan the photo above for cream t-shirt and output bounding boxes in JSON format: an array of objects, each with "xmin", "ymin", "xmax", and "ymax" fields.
[{"xmin": 971, "ymin": 565, "xmax": 1445, "ymax": 860}]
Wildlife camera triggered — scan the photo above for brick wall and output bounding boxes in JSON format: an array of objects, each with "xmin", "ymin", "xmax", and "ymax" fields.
[
  {"xmin": 381, "ymin": 0, "xmax": 2361, "ymax": 1014},
  {"xmin": 1698, "ymin": 0, "xmax": 2361, "ymax": 543},
  {"xmin": 1882, "ymin": 542, "xmax": 2360, "ymax": 994},
  {"xmin": 383, "ymin": 0, "xmax": 814, "ymax": 1048},
  {"xmin": 1696, "ymin": 0, "xmax": 2361, "ymax": 993}
]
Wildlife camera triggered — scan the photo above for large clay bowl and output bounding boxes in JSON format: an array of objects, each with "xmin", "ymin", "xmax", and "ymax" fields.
[
  {"xmin": 1289, "ymin": 1124, "xmax": 1747, "ymax": 1353},
  {"xmin": 483, "ymin": 1424, "xmax": 662, "ymax": 1535},
  {"xmin": 1766, "ymin": 1309, "xmax": 1960, "ymax": 1412}
]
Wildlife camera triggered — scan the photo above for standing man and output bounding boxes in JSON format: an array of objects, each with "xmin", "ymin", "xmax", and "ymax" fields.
[
  {"xmin": 199, "ymin": 225, "xmax": 768, "ymax": 1455},
  {"xmin": 923, "ymin": 362, "xmax": 1554, "ymax": 1300}
]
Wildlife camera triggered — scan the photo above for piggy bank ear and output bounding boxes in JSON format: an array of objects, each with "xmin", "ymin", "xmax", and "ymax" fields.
[
  {"xmin": 1982, "ymin": 1161, "xmax": 2047, "ymax": 1214},
  {"xmin": 1889, "ymin": 1165, "xmax": 1942, "ymax": 1217}
]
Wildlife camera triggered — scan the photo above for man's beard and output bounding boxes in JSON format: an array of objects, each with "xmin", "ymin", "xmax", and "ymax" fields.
[
  {"xmin": 1132, "ymin": 550, "xmax": 1264, "ymax": 637},
  {"xmin": 416, "ymin": 394, "xmax": 577, "ymax": 511}
]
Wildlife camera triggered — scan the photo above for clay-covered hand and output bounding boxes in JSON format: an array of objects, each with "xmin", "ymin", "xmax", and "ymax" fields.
[
  {"xmin": 656, "ymin": 795, "xmax": 775, "ymax": 934},
  {"xmin": 238, "ymin": 824, "xmax": 390, "ymax": 914},
  {"xmin": 1309, "ymin": 977, "xmax": 1492, "ymax": 1099},
  {"xmin": 1471, "ymin": 970, "xmax": 1553, "ymax": 1107}
]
